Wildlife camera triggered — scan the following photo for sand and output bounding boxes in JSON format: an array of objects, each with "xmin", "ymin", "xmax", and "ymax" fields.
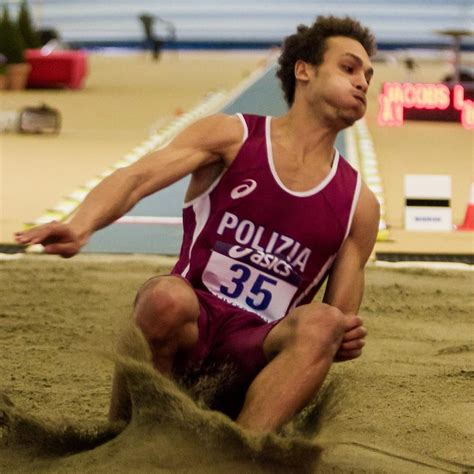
[{"xmin": 1, "ymin": 255, "xmax": 473, "ymax": 473}]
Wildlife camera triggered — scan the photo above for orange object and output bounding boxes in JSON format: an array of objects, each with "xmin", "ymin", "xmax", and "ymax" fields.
[{"xmin": 457, "ymin": 181, "xmax": 474, "ymax": 230}]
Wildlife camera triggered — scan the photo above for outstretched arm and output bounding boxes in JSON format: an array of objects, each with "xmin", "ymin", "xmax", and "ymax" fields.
[
  {"xmin": 14, "ymin": 114, "xmax": 243, "ymax": 257},
  {"xmin": 323, "ymin": 181, "xmax": 380, "ymax": 361}
]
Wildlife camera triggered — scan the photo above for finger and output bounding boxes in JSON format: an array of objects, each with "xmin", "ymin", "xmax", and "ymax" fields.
[
  {"xmin": 343, "ymin": 326, "xmax": 367, "ymax": 341},
  {"xmin": 14, "ymin": 223, "xmax": 58, "ymax": 245},
  {"xmin": 340, "ymin": 338, "xmax": 365, "ymax": 351},
  {"xmin": 14, "ymin": 231, "xmax": 34, "ymax": 244},
  {"xmin": 44, "ymin": 242, "xmax": 79, "ymax": 258},
  {"xmin": 343, "ymin": 314, "xmax": 363, "ymax": 331},
  {"xmin": 335, "ymin": 349, "xmax": 363, "ymax": 361},
  {"xmin": 22, "ymin": 222, "xmax": 70, "ymax": 246}
]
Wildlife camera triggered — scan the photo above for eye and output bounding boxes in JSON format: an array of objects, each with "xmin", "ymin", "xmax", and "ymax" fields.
[{"xmin": 342, "ymin": 65, "xmax": 354, "ymax": 74}]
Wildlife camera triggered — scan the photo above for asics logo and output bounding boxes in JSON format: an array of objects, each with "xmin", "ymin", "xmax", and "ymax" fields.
[{"xmin": 230, "ymin": 179, "xmax": 257, "ymax": 199}]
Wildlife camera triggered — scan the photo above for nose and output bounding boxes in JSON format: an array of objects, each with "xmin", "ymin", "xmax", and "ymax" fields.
[
  {"xmin": 356, "ymin": 76, "xmax": 369, "ymax": 94},
  {"xmin": 355, "ymin": 73, "xmax": 369, "ymax": 93}
]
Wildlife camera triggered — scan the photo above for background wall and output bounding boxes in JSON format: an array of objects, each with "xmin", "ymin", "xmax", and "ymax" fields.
[{"xmin": 5, "ymin": 0, "xmax": 474, "ymax": 48}]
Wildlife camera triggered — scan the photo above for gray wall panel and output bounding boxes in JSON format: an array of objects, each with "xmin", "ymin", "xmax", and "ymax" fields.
[{"xmin": 7, "ymin": 1, "xmax": 473, "ymax": 45}]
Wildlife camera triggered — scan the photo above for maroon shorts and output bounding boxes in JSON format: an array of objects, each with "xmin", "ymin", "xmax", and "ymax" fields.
[{"xmin": 185, "ymin": 286, "xmax": 280, "ymax": 417}]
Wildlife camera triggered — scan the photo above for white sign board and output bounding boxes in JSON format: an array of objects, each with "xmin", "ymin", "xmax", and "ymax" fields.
[{"xmin": 404, "ymin": 175, "xmax": 452, "ymax": 231}]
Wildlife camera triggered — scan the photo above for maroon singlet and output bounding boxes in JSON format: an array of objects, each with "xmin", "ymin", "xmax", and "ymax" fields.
[{"xmin": 172, "ymin": 113, "xmax": 361, "ymax": 322}]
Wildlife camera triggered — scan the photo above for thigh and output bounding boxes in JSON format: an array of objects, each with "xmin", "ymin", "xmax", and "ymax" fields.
[
  {"xmin": 134, "ymin": 274, "xmax": 201, "ymax": 348},
  {"xmin": 135, "ymin": 274, "xmax": 198, "ymax": 309},
  {"xmin": 262, "ymin": 302, "xmax": 342, "ymax": 360}
]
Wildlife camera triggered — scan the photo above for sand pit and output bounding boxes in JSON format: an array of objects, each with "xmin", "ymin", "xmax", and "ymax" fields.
[{"xmin": 0, "ymin": 255, "xmax": 473, "ymax": 472}]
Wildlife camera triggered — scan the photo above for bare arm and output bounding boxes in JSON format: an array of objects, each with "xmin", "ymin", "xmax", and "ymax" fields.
[
  {"xmin": 15, "ymin": 114, "xmax": 243, "ymax": 256},
  {"xmin": 323, "ymin": 181, "xmax": 380, "ymax": 360}
]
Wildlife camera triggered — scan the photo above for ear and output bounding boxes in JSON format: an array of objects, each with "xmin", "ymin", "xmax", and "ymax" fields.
[{"xmin": 294, "ymin": 60, "xmax": 312, "ymax": 82}]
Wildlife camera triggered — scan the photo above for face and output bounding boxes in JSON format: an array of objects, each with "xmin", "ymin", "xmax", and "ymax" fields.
[{"xmin": 295, "ymin": 36, "xmax": 374, "ymax": 128}]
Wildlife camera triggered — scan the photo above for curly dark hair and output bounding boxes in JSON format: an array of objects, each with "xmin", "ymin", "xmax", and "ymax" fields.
[{"xmin": 277, "ymin": 16, "xmax": 377, "ymax": 106}]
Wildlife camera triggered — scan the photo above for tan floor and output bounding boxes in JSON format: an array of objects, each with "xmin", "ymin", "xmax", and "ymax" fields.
[
  {"xmin": 366, "ymin": 60, "xmax": 473, "ymax": 227},
  {"xmin": 0, "ymin": 51, "xmax": 473, "ymax": 255},
  {"xmin": 376, "ymin": 228, "xmax": 473, "ymax": 254},
  {"xmin": 365, "ymin": 59, "xmax": 474, "ymax": 255}
]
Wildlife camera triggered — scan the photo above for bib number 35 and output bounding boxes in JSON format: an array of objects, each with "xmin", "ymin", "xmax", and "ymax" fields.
[{"xmin": 220, "ymin": 263, "xmax": 277, "ymax": 311}]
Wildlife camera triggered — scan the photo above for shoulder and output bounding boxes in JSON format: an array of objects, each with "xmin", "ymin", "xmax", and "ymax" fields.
[
  {"xmin": 171, "ymin": 113, "xmax": 245, "ymax": 150},
  {"xmin": 357, "ymin": 181, "xmax": 380, "ymax": 216},
  {"xmin": 351, "ymin": 180, "xmax": 380, "ymax": 243},
  {"xmin": 192, "ymin": 113, "xmax": 244, "ymax": 132}
]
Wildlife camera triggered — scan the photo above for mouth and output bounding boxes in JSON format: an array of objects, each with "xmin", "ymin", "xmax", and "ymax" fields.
[{"xmin": 353, "ymin": 94, "xmax": 367, "ymax": 106}]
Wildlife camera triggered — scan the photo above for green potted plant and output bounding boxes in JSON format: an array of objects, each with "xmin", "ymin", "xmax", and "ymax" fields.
[
  {"xmin": 18, "ymin": 0, "xmax": 41, "ymax": 49},
  {"xmin": 0, "ymin": 4, "xmax": 30, "ymax": 90}
]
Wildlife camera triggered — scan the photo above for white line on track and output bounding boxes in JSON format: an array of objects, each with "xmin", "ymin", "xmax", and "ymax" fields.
[
  {"xmin": 374, "ymin": 260, "xmax": 473, "ymax": 271},
  {"xmin": 115, "ymin": 216, "xmax": 182, "ymax": 225}
]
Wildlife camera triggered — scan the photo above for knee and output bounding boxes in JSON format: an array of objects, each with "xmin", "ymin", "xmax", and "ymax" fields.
[
  {"xmin": 286, "ymin": 303, "xmax": 346, "ymax": 357},
  {"xmin": 133, "ymin": 276, "xmax": 199, "ymax": 341}
]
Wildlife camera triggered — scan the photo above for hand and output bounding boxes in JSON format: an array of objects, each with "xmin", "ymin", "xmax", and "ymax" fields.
[
  {"xmin": 334, "ymin": 315, "xmax": 367, "ymax": 362},
  {"xmin": 14, "ymin": 221, "xmax": 86, "ymax": 258}
]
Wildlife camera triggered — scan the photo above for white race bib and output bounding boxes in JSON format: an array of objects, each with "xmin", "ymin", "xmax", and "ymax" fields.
[{"xmin": 202, "ymin": 242, "xmax": 299, "ymax": 322}]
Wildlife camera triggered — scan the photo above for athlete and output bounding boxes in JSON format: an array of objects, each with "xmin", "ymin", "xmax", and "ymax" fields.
[{"xmin": 15, "ymin": 16, "xmax": 379, "ymax": 433}]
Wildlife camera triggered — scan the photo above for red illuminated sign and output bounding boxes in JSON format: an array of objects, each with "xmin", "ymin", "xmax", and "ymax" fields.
[{"xmin": 378, "ymin": 83, "xmax": 473, "ymax": 129}]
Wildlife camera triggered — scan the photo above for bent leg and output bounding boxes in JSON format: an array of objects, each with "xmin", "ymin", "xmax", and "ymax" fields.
[
  {"xmin": 236, "ymin": 303, "xmax": 348, "ymax": 432},
  {"xmin": 108, "ymin": 275, "xmax": 200, "ymax": 422}
]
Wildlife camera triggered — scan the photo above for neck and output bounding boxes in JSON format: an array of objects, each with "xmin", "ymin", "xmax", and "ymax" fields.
[{"xmin": 273, "ymin": 104, "xmax": 338, "ymax": 165}]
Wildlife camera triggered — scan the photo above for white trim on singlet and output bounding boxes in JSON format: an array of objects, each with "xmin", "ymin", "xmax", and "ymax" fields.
[
  {"xmin": 183, "ymin": 172, "xmax": 225, "ymax": 209},
  {"xmin": 183, "ymin": 113, "xmax": 248, "ymax": 208},
  {"xmin": 236, "ymin": 112, "xmax": 249, "ymax": 142},
  {"xmin": 181, "ymin": 114, "xmax": 251, "ymax": 275},
  {"xmin": 265, "ymin": 116, "xmax": 340, "ymax": 197},
  {"xmin": 181, "ymin": 194, "xmax": 212, "ymax": 277},
  {"xmin": 343, "ymin": 172, "xmax": 362, "ymax": 241}
]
